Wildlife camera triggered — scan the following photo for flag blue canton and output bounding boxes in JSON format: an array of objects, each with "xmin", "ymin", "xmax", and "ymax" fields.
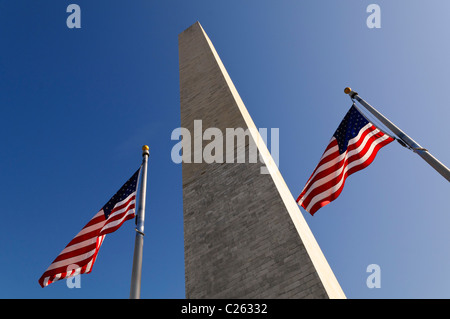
[
  {"xmin": 333, "ymin": 105, "xmax": 369, "ymax": 154},
  {"xmin": 102, "ymin": 168, "xmax": 140, "ymax": 219}
]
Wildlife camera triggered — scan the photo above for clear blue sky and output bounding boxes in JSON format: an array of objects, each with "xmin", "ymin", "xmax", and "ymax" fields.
[{"xmin": 1, "ymin": 1, "xmax": 449, "ymax": 299}]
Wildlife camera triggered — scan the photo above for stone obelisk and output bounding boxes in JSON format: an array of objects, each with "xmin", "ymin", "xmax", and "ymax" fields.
[{"xmin": 179, "ymin": 21, "xmax": 345, "ymax": 299}]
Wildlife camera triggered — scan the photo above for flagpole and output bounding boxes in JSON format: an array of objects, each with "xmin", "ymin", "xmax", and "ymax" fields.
[
  {"xmin": 130, "ymin": 145, "xmax": 150, "ymax": 299},
  {"xmin": 344, "ymin": 87, "xmax": 450, "ymax": 182}
]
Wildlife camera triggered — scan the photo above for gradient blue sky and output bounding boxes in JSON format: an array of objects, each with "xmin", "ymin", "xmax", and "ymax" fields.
[{"xmin": 1, "ymin": 1, "xmax": 449, "ymax": 299}]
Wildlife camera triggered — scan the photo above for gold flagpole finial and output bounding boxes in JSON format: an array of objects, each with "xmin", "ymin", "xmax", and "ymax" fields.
[
  {"xmin": 344, "ymin": 87, "xmax": 352, "ymax": 94},
  {"xmin": 142, "ymin": 145, "xmax": 149, "ymax": 156}
]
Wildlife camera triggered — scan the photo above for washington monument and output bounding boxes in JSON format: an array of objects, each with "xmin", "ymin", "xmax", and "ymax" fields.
[{"xmin": 179, "ymin": 22, "xmax": 345, "ymax": 299}]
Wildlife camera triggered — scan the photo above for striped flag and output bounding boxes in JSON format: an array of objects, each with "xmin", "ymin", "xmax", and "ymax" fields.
[
  {"xmin": 297, "ymin": 105, "xmax": 394, "ymax": 215},
  {"xmin": 38, "ymin": 167, "xmax": 141, "ymax": 288}
]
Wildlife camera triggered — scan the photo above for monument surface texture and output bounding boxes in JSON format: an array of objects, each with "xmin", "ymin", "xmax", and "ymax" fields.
[{"xmin": 179, "ymin": 22, "xmax": 345, "ymax": 299}]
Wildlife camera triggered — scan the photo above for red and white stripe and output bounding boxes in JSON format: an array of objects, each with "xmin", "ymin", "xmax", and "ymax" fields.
[
  {"xmin": 38, "ymin": 193, "xmax": 136, "ymax": 288},
  {"xmin": 297, "ymin": 123, "xmax": 393, "ymax": 215}
]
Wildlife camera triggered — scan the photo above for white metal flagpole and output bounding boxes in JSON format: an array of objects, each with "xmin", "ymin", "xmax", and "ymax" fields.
[
  {"xmin": 344, "ymin": 87, "xmax": 450, "ymax": 182},
  {"xmin": 130, "ymin": 145, "xmax": 150, "ymax": 299}
]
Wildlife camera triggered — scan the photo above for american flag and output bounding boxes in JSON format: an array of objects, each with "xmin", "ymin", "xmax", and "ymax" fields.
[
  {"xmin": 38, "ymin": 167, "xmax": 141, "ymax": 288},
  {"xmin": 297, "ymin": 105, "xmax": 394, "ymax": 215}
]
